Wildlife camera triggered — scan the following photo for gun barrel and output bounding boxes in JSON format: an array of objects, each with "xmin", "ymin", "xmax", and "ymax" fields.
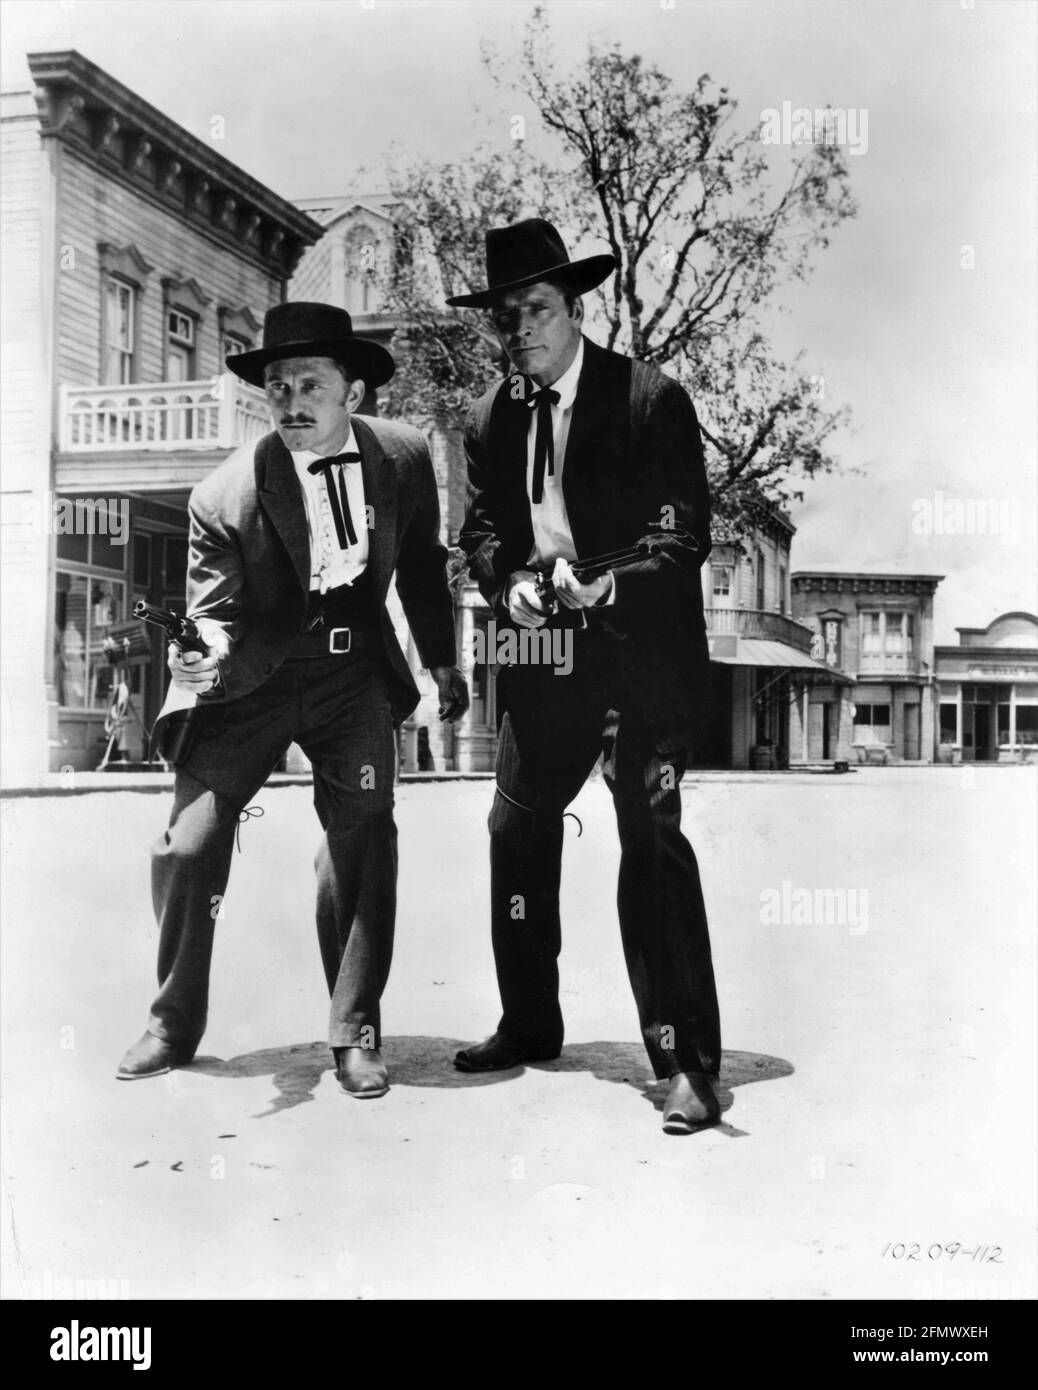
[
  {"xmin": 573, "ymin": 541, "xmax": 660, "ymax": 582},
  {"xmin": 133, "ymin": 601, "xmax": 172, "ymax": 624},
  {"xmin": 133, "ymin": 601, "xmax": 207, "ymax": 653}
]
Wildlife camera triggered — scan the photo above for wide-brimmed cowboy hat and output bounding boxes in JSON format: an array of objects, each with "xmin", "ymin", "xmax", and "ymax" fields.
[
  {"xmin": 446, "ymin": 218, "xmax": 616, "ymax": 308},
  {"xmin": 225, "ymin": 301, "xmax": 395, "ymax": 389}
]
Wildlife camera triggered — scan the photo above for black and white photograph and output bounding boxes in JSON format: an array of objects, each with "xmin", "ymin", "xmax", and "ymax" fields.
[{"xmin": 0, "ymin": 0, "xmax": 1035, "ymax": 1349}]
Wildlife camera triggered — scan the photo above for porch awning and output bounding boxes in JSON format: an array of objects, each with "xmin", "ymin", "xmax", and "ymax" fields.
[{"xmin": 709, "ymin": 636, "xmax": 852, "ymax": 681}]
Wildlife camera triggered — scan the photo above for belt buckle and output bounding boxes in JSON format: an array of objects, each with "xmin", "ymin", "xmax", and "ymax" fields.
[{"xmin": 328, "ymin": 626, "xmax": 351, "ymax": 654}]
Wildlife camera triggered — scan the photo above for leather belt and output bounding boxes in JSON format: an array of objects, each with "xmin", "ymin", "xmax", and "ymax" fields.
[{"xmin": 288, "ymin": 624, "xmax": 372, "ymax": 659}]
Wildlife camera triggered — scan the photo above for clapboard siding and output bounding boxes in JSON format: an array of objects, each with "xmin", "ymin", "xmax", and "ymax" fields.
[
  {"xmin": 732, "ymin": 530, "xmax": 790, "ymax": 612},
  {"xmin": 0, "ymin": 99, "xmax": 43, "ymax": 479},
  {"xmin": 56, "ymin": 146, "xmax": 283, "ymax": 389}
]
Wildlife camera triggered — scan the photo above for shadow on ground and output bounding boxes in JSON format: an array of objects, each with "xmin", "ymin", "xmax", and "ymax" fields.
[{"xmin": 188, "ymin": 1038, "xmax": 793, "ymax": 1127}]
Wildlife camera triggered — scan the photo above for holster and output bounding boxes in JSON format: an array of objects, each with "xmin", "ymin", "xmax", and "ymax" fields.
[{"xmin": 150, "ymin": 707, "xmax": 201, "ymax": 767}]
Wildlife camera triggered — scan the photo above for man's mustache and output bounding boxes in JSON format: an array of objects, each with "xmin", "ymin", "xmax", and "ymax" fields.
[{"xmin": 280, "ymin": 416, "xmax": 315, "ymax": 425}]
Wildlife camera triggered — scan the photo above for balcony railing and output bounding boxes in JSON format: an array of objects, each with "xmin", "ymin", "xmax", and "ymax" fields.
[
  {"xmin": 858, "ymin": 652, "xmax": 924, "ymax": 677},
  {"xmin": 705, "ymin": 607, "xmax": 814, "ymax": 654},
  {"xmin": 59, "ymin": 375, "xmax": 270, "ymax": 453}
]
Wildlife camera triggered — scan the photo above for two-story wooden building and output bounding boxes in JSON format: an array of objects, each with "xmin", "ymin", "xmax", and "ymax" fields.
[
  {"xmin": 790, "ymin": 570, "xmax": 944, "ymax": 764},
  {"xmin": 695, "ymin": 511, "xmax": 848, "ymax": 769},
  {"xmin": 1, "ymin": 50, "xmax": 322, "ymax": 779}
]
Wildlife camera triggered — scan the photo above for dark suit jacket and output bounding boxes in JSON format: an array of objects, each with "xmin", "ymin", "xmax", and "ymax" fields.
[
  {"xmin": 459, "ymin": 336, "xmax": 712, "ymax": 733},
  {"xmin": 174, "ymin": 413, "xmax": 455, "ymax": 726}
]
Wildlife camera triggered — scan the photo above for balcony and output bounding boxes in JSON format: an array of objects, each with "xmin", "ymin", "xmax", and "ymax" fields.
[
  {"xmin": 858, "ymin": 653, "xmax": 925, "ymax": 678},
  {"xmin": 59, "ymin": 375, "xmax": 270, "ymax": 453},
  {"xmin": 705, "ymin": 607, "xmax": 814, "ymax": 654}
]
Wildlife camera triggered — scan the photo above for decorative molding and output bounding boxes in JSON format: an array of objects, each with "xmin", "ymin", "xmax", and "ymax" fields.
[
  {"xmin": 129, "ymin": 135, "xmax": 152, "ymax": 173},
  {"xmin": 98, "ymin": 241, "xmax": 154, "ymax": 285},
  {"xmin": 160, "ymin": 155, "xmax": 183, "ymax": 194},
  {"xmin": 218, "ymin": 303, "xmax": 262, "ymax": 343},
  {"xmin": 162, "ymin": 275, "xmax": 212, "ymax": 318},
  {"xmin": 96, "ymin": 112, "xmax": 120, "ymax": 154},
  {"xmin": 33, "ymin": 87, "xmax": 84, "ymax": 135},
  {"xmin": 791, "ymin": 572, "xmax": 943, "ymax": 597},
  {"xmin": 27, "ymin": 49, "xmax": 322, "ymax": 277}
]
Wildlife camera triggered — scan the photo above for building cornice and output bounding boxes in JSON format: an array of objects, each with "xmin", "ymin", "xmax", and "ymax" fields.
[
  {"xmin": 28, "ymin": 50, "xmax": 323, "ymax": 279},
  {"xmin": 791, "ymin": 572, "xmax": 944, "ymax": 596},
  {"xmin": 934, "ymin": 646, "xmax": 1038, "ymax": 660}
]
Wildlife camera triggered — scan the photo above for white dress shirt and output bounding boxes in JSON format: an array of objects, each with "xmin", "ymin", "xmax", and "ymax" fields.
[
  {"xmin": 524, "ymin": 337, "xmax": 615, "ymax": 602},
  {"xmin": 290, "ymin": 425, "xmax": 369, "ymax": 592},
  {"xmin": 525, "ymin": 336, "xmax": 583, "ymax": 568}
]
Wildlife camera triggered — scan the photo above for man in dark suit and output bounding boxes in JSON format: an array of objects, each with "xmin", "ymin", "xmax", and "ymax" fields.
[
  {"xmin": 117, "ymin": 302, "xmax": 468, "ymax": 1098},
  {"xmin": 450, "ymin": 220, "xmax": 722, "ymax": 1132}
]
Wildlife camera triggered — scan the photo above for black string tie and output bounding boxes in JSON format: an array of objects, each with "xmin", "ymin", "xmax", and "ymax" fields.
[
  {"xmin": 525, "ymin": 384, "xmax": 560, "ymax": 505},
  {"xmin": 235, "ymin": 804, "xmax": 264, "ymax": 853},
  {"xmin": 307, "ymin": 453, "xmax": 361, "ymax": 549}
]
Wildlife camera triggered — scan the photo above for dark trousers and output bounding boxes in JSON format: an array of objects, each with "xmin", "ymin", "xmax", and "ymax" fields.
[
  {"xmin": 146, "ymin": 648, "xmax": 398, "ymax": 1053},
  {"xmin": 489, "ymin": 631, "xmax": 721, "ymax": 1079}
]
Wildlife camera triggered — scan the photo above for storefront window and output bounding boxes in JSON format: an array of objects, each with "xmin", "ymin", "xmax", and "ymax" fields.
[
  {"xmin": 1017, "ymin": 706, "xmax": 1038, "ymax": 746},
  {"xmin": 55, "ymin": 573, "xmax": 125, "ymax": 710},
  {"xmin": 854, "ymin": 703, "xmax": 891, "ymax": 743}
]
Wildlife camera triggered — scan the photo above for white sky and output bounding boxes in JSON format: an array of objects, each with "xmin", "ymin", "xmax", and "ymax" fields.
[{"xmin": 2, "ymin": 0, "xmax": 1035, "ymax": 642}]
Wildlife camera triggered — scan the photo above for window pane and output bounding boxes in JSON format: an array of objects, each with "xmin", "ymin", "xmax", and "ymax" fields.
[
  {"xmin": 940, "ymin": 703, "xmax": 958, "ymax": 742},
  {"xmin": 1017, "ymin": 707, "xmax": 1038, "ymax": 744},
  {"xmin": 997, "ymin": 704, "xmax": 1011, "ymax": 741},
  {"xmin": 87, "ymin": 578, "xmax": 125, "ymax": 711},
  {"xmin": 133, "ymin": 532, "xmax": 151, "ymax": 589},
  {"xmin": 56, "ymin": 523, "xmax": 89, "ymax": 563},
  {"xmin": 163, "ymin": 536, "xmax": 188, "ymax": 594},
  {"xmin": 89, "ymin": 501, "xmax": 128, "ymax": 571},
  {"xmin": 55, "ymin": 572, "xmax": 88, "ymax": 707}
]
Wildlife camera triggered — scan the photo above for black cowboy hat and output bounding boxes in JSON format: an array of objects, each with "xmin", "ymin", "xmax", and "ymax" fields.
[
  {"xmin": 225, "ymin": 301, "xmax": 395, "ymax": 389},
  {"xmin": 446, "ymin": 218, "xmax": 616, "ymax": 308}
]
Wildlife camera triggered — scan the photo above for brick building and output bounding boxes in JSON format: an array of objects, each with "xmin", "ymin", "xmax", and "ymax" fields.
[
  {"xmin": 0, "ymin": 50, "xmax": 322, "ymax": 781},
  {"xmin": 791, "ymin": 571, "xmax": 944, "ymax": 764}
]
